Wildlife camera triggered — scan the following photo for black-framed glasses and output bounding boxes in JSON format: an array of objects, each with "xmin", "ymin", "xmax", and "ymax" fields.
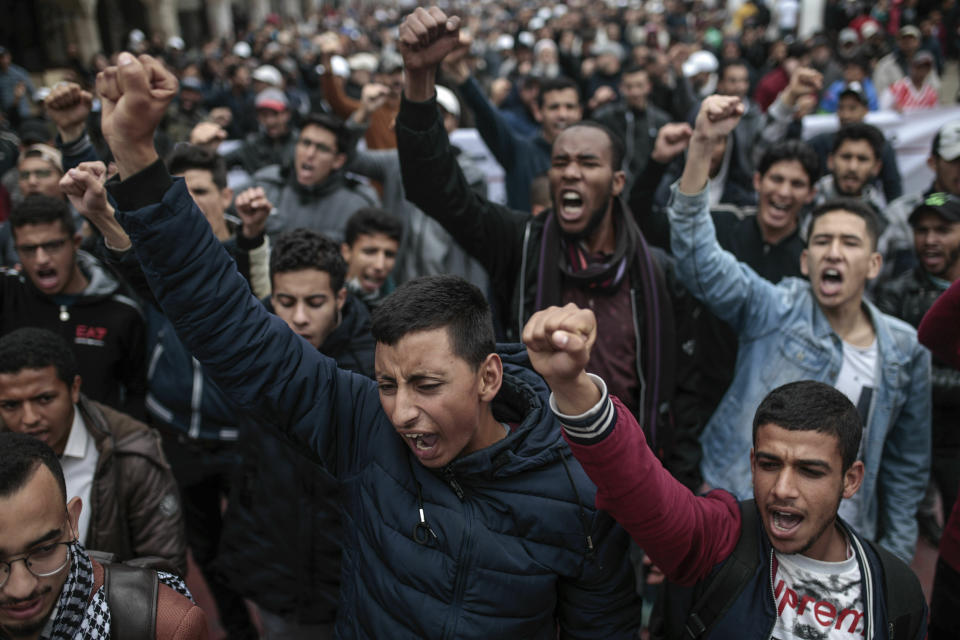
[
  {"xmin": 0, "ymin": 541, "xmax": 73, "ymax": 588},
  {"xmin": 14, "ymin": 238, "xmax": 70, "ymax": 257}
]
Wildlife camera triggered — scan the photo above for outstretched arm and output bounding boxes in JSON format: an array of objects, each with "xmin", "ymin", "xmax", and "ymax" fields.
[
  {"xmin": 93, "ymin": 53, "xmax": 380, "ymax": 475},
  {"xmin": 523, "ymin": 305, "xmax": 741, "ymax": 586}
]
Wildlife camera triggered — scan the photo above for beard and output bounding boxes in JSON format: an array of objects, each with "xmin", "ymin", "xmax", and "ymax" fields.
[
  {"xmin": 0, "ymin": 586, "xmax": 54, "ymax": 638},
  {"xmin": 932, "ymin": 245, "xmax": 960, "ymax": 278}
]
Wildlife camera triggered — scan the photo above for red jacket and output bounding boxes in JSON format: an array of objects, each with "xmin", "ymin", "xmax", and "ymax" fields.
[{"xmin": 562, "ymin": 396, "xmax": 740, "ymax": 586}]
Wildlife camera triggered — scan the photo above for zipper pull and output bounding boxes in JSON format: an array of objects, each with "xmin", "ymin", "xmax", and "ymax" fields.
[
  {"xmin": 444, "ymin": 467, "xmax": 465, "ymax": 500},
  {"xmin": 59, "ymin": 305, "xmax": 70, "ymax": 322}
]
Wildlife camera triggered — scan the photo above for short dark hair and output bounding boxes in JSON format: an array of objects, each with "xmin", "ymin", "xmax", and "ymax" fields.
[
  {"xmin": 9, "ymin": 194, "xmax": 76, "ymax": 236},
  {"xmin": 371, "ymin": 275, "xmax": 495, "ymax": 370},
  {"xmin": 537, "ymin": 76, "xmax": 580, "ymax": 109},
  {"xmin": 270, "ymin": 228, "xmax": 347, "ymax": 291},
  {"xmin": 718, "ymin": 59, "xmax": 749, "ymax": 82},
  {"xmin": 757, "ymin": 140, "xmax": 820, "ymax": 185},
  {"xmin": 752, "ymin": 380, "xmax": 862, "ymax": 472},
  {"xmin": 561, "ymin": 120, "xmax": 625, "ymax": 171},
  {"xmin": 300, "ymin": 112, "xmax": 352, "ymax": 156},
  {"xmin": 0, "ymin": 328, "xmax": 79, "ymax": 385},
  {"xmin": 0, "ymin": 432, "xmax": 67, "ymax": 503},
  {"xmin": 621, "ymin": 64, "xmax": 649, "ymax": 78},
  {"xmin": 832, "ymin": 122, "xmax": 884, "ymax": 160},
  {"xmin": 844, "ymin": 55, "xmax": 871, "ymax": 74},
  {"xmin": 167, "ymin": 144, "xmax": 228, "ymax": 189},
  {"xmin": 344, "ymin": 208, "xmax": 403, "ymax": 247},
  {"xmin": 808, "ymin": 198, "xmax": 881, "ymax": 250}
]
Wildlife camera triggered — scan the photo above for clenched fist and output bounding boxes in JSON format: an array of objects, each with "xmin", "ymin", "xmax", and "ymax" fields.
[
  {"xmin": 44, "ymin": 82, "xmax": 92, "ymax": 142},
  {"xmin": 96, "ymin": 52, "xmax": 178, "ymax": 179},
  {"xmin": 523, "ymin": 304, "xmax": 601, "ymax": 414}
]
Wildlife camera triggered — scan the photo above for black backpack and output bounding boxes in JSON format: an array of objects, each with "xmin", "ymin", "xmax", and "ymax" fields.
[{"xmin": 650, "ymin": 500, "xmax": 925, "ymax": 639}]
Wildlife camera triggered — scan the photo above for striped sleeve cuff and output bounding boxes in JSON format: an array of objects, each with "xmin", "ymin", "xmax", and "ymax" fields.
[{"xmin": 550, "ymin": 374, "xmax": 617, "ymax": 444}]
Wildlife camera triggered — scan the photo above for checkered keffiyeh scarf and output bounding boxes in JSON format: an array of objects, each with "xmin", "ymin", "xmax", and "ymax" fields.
[{"xmin": 45, "ymin": 543, "xmax": 193, "ymax": 640}]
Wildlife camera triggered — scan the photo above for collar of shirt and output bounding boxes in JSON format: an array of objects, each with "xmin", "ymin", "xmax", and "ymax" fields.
[{"xmin": 61, "ymin": 407, "xmax": 90, "ymax": 460}]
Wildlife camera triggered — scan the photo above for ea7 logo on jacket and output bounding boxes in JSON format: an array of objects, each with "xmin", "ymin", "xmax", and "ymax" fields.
[{"xmin": 75, "ymin": 325, "xmax": 108, "ymax": 347}]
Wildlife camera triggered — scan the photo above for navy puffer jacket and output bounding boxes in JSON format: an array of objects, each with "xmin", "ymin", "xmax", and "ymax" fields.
[{"xmin": 112, "ymin": 168, "xmax": 641, "ymax": 639}]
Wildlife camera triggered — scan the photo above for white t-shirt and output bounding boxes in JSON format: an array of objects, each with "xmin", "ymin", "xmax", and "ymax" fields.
[
  {"xmin": 833, "ymin": 339, "xmax": 877, "ymax": 525},
  {"xmin": 60, "ymin": 408, "xmax": 100, "ymax": 545},
  {"xmin": 771, "ymin": 547, "xmax": 865, "ymax": 639}
]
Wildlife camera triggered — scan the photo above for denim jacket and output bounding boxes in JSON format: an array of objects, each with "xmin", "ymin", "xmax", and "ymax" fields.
[{"xmin": 668, "ymin": 185, "xmax": 931, "ymax": 563}]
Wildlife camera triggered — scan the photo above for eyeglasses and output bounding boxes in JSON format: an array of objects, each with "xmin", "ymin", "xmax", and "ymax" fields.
[
  {"xmin": 15, "ymin": 238, "xmax": 70, "ymax": 257},
  {"xmin": 0, "ymin": 541, "xmax": 73, "ymax": 588},
  {"xmin": 18, "ymin": 169, "xmax": 55, "ymax": 180},
  {"xmin": 297, "ymin": 138, "xmax": 336, "ymax": 154}
]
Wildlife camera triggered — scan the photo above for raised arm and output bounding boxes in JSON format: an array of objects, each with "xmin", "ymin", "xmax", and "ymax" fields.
[
  {"xmin": 396, "ymin": 7, "xmax": 528, "ymax": 285},
  {"xmin": 670, "ymin": 96, "xmax": 781, "ymax": 334},
  {"xmin": 44, "ymin": 82, "xmax": 99, "ymax": 170},
  {"xmin": 523, "ymin": 304, "xmax": 741, "ymax": 586},
  {"xmin": 92, "ymin": 52, "xmax": 381, "ymax": 475}
]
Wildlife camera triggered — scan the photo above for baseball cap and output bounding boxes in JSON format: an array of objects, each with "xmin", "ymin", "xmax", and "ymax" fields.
[
  {"xmin": 682, "ymin": 50, "xmax": 718, "ymax": 77},
  {"xmin": 252, "ymin": 65, "xmax": 283, "ymax": 87},
  {"xmin": 899, "ymin": 25, "xmax": 921, "ymax": 39},
  {"xmin": 839, "ymin": 28, "xmax": 859, "ymax": 45},
  {"xmin": 233, "ymin": 42, "xmax": 252, "ymax": 58},
  {"xmin": 435, "ymin": 85, "xmax": 460, "ymax": 119},
  {"xmin": 912, "ymin": 50, "xmax": 934, "ymax": 66},
  {"xmin": 909, "ymin": 192, "xmax": 960, "ymax": 225},
  {"xmin": 839, "ymin": 81, "xmax": 869, "ymax": 105},
  {"xmin": 860, "ymin": 20, "xmax": 881, "ymax": 39},
  {"xmin": 254, "ymin": 88, "xmax": 289, "ymax": 112},
  {"xmin": 933, "ymin": 121, "xmax": 960, "ymax": 161}
]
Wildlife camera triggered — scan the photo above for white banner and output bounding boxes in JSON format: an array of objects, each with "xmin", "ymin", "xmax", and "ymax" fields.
[{"xmin": 802, "ymin": 107, "xmax": 960, "ymax": 196}]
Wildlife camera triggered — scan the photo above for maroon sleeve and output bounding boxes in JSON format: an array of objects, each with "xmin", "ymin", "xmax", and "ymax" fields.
[
  {"xmin": 918, "ymin": 279, "xmax": 960, "ymax": 370},
  {"xmin": 563, "ymin": 396, "xmax": 742, "ymax": 586}
]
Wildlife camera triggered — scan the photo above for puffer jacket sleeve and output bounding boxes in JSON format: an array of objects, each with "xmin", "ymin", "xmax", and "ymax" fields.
[{"xmin": 110, "ymin": 161, "xmax": 381, "ymax": 476}]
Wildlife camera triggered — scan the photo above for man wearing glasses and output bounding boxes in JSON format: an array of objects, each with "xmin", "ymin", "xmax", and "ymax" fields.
[
  {"xmin": 0, "ymin": 194, "xmax": 147, "ymax": 418},
  {"xmin": 0, "ymin": 432, "xmax": 206, "ymax": 640},
  {"xmin": 235, "ymin": 112, "xmax": 379, "ymax": 245}
]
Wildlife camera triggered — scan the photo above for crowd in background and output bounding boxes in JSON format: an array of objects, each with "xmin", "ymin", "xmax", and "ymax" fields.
[{"xmin": 1, "ymin": 0, "xmax": 960, "ymax": 638}]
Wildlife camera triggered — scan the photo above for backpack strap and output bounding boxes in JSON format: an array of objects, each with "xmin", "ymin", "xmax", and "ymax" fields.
[
  {"xmin": 103, "ymin": 563, "xmax": 158, "ymax": 640},
  {"xmin": 683, "ymin": 499, "xmax": 761, "ymax": 638},
  {"xmin": 864, "ymin": 539, "xmax": 926, "ymax": 640}
]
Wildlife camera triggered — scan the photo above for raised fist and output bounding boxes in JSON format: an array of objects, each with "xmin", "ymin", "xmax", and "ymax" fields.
[
  {"xmin": 44, "ymin": 82, "xmax": 93, "ymax": 140},
  {"xmin": 692, "ymin": 95, "xmax": 744, "ymax": 143},
  {"xmin": 360, "ymin": 83, "xmax": 389, "ymax": 113},
  {"xmin": 783, "ymin": 67, "xmax": 823, "ymax": 108},
  {"xmin": 234, "ymin": 187, "xmax": 273, "ymax": 238},
  {"xmin": 523, "ymin": 303, "xmax": 597, "ymax": 391},
  {"xmin": 190, "ymin": 121, "xmax": 227, "ymax": 153},
  {"xmin": 398, "ymin": 7, "xmax": 463, "ymax": 74},
  {"xmin": 651, "ymin": 122, "xmax": 693, "ymax": 164},
  {"xmin": 60, "ymin": 161, "xmax": 111, "ymax": 221},
  {"xmin": 96, "ymin": 52, "xmax": 178, "ymax": 178}
]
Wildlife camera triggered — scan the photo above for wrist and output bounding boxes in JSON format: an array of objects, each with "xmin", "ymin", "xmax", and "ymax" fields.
[
  {"xmin": 549, "ymin": 371, "xmax": 602, "ymax": 416},
  {"xmin": 241, "ymin": 223, "xmax": 266, "ymax": 239},
  {"xmin": 113, "ymin": 146, "xmax": 159, "ymax": 181},
  {"xmin": 59, "ymin": 123, "xmax": 85, "ymax": 144},
  {"xmin": 404, "ymin": 70, "xmax": 436, "ymax": 103}
]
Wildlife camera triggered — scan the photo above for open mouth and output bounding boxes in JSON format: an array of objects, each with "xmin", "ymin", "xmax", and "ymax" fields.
[
  {"xmin": 1, "ymin": 596, "xmax": 44, "ymax": 621},
  {"xmin": 558, "ymin": 190, "xmax": 584, "ymax": 220},
  {"xmin": 819, "ymin": 267, "xmax": 843, "ymax": 296},
  {"xmin": 403, "ymin": 432, "xmax": 439, "ymax": 458},
  {"xmin": 34, "ymin": 267, "xmax": 59, "ymax": 290},
  {"xmin": 771, "ymin": 510, "xmax": 803, "ymax": 534}
]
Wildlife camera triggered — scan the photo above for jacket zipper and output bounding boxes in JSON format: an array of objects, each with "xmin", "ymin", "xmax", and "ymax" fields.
[
  {"xmin": 441, "ymin": 467, "xmax": 472, "ymax": 640},
  {"xmin": 767, "ymin": 548, "xmax": 777, "ymax": 638}
]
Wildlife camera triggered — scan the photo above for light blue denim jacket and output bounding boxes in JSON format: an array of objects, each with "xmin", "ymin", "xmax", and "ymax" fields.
[{"xmin": 668, "ymin": 184, "xmax": 931, "ymax": 562}]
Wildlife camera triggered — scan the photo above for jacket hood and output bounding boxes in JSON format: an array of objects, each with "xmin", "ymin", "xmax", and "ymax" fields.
[{"xmin": 443, "ymin": 343, "xmax": 567, "ymax": 481}]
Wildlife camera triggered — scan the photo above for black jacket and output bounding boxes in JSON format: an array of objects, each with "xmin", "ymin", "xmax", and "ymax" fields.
[
  {"xmin": 0, "ymin": 251, "xmax": 146, "ymax": 416},
  {"xmin": 875, "ymin": 268, "xmax": 960, "ymax": 452},
  {"xmin": 396, "ymin": 94, "xmax": 704, "ymax": 488},
  {"xmin": 215, "ymin": 294, "xmax": 374, "ymax": 624}
]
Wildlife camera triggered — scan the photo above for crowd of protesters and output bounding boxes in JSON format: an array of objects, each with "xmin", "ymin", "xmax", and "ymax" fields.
[{"xmin": 1, "ymin": 0, "xmax": 960, "ymax": 638}]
